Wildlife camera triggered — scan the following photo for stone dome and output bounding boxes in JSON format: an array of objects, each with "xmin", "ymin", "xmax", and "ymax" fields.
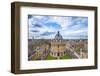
[{"xmin": 55, "ymin": 31, "xmax": 63, "ymax": 40}]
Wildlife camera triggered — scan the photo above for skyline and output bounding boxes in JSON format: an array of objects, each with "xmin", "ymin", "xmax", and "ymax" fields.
[{"xmin": 28, "ymin": 15, "xmax": 88, "ymax": 39}]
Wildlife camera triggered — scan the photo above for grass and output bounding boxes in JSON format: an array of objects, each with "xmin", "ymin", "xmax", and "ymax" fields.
[
  {"xmin": 46, "ymin": 52, "xmax": 72, "ymax": 60},
  {"xmin": 46, "ymin": 53, "xmax": 57, "ymax": 60},
  {"xmin": 75, "ymin": 47, "xmax": 80, "ymax": 52},
  {"xmin": 60, "ymin": 53, "xmax": 72, "ymax": 59}
]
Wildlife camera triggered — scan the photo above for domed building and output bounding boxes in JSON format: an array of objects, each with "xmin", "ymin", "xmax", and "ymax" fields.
[
  {"xmin": 50, "ymin": 31, "xmax": 66, "ymax": 59},
  {"xmin": 28, "ymin": 30, "xmax": 88, "ymax": 60}
]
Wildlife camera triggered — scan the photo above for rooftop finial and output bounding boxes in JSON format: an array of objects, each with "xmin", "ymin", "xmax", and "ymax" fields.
[{"xmin": 57, "ymin": 31, "xmax": 59, "ymax": 34}]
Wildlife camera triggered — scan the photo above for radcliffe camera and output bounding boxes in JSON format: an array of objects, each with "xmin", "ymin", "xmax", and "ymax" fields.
[{"xmin": 28, "ymin": 15, "xmax": 88, "ymax": 61}]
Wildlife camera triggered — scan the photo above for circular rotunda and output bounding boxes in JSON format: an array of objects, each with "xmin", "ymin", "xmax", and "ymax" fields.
[{"xmin": 50, "ymin": 31, "xmax": 66, "ymax": 59}]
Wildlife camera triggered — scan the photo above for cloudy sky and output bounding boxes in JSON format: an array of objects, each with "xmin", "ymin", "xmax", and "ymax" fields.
[{"xmin": 28, "ymin": 15, "xmax": 88, "ymax": 39}]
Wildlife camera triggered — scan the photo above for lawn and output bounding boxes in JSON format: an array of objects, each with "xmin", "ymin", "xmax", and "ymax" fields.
[
  {"xmin": 46, "ymin": 53, "xmax": 57, "ymax": 60},
  {"xmin": 75, "ymin": 47, "xmax": 80, "ymax": 52},
  {"xmin": 60, "ymin": 53, "xmax": 72, "ymax": 59},
  {"xmin": 46, "ymin": 52, "xmax": 72, "ymax": 60}
]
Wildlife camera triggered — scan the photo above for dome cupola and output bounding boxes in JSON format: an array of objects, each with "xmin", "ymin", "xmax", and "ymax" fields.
[{"xmin": 55, "ymin": 31, "xmax": 63, "ymax": 40}]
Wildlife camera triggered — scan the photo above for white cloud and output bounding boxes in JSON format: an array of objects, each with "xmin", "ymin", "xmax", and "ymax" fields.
[
  {"xmin": 47, "ymin": 16, "xmax": 72, "ymax": 30},
  {"xmin": 28, "ymin": 15, "xmax": 88, "ymax": 39}
]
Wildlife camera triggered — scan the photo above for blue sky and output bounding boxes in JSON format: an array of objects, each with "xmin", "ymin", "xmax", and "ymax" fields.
[{"xmin": 28, "ymin": 15, "xmax": 88, "ymax": 39}]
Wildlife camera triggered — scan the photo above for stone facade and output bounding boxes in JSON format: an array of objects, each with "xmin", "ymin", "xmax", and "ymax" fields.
[{"xmin": 50, "ymin": 31, "xmax": 66, "ymax": 58}]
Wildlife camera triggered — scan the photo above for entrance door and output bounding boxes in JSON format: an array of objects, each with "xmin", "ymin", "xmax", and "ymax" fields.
[{"xmin": 58, "ymin": 53, "xmax": 59, "ymax": 56}]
